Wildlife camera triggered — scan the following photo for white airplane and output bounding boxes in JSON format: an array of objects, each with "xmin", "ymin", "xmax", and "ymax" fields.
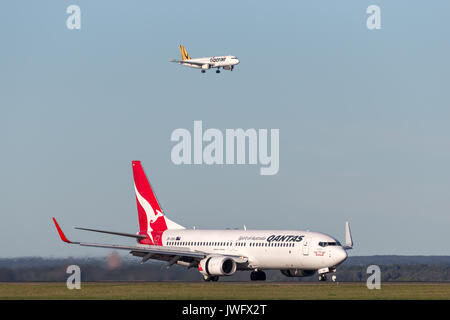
[
  {"xmin": 170, "ymin": 45, "xmax": 240, "ymax": 73},
  {"xmin": 53, "ymin": 161, "xmax": 353, "ymax": 282}
]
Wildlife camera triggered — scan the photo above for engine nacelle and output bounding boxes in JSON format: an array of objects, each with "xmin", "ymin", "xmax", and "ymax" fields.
[
  {"xmin": 201, "ymin": 64, "xmax": 210, "ymax": 70},
  {"xmin": 280, "ymin": 269, "xmax": 316, "ymax": 277},
  {"xmin": 198, "ymin": 256, "xmax": 237, "ymax": 276}
]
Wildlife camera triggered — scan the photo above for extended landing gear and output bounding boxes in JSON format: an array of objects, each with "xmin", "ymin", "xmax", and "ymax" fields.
[
  {"xmin": 203, "ymin": 275, "xmax": 219, "ymax": 282},
  {"xmin": 201, "ymin": 70, "xmax": 206, "ymax": 73},
  {"xmin": 216, "ymin": 69, "xmax": 220, "ymax": 73},
  {"xmin": 250, "ymin": 270, "xmax": 266, "ymax": 281},
  {"xmin": 318, "ymin": 274, "xmax": 337, "ymax": 282}
]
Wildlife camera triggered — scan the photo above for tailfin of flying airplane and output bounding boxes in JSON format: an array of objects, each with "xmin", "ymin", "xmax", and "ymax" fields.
[
  {"xmin": 132, "ymin": 161, "xmax": 184, "ymax": 245},
  {"xmin": 179, "ymin": 44, "xmax": 191, "ymax": 60}
]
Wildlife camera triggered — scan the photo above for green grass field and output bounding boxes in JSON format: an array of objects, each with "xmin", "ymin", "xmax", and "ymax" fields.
[{"xmin": 1, "ymin": 282, "xmax": 449, "ymax": 300}]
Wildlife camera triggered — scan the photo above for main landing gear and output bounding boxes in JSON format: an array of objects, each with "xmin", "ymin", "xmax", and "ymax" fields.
[
  {"xmin": 318, "ymin": 274, "xmax": 327, "ymax": 281},
  {"xmin": 203, "ymin": 275, "xmax": 219, "ymax": 282},
  {"xmin": 200, "ymin": 68, "xmax": 221, "ymax": 74},
  {"xmin": 250, "ymin": 270, "xmax": 266, "ymax": 281},
  {"xmin": 318, "ymin": 274, "xmax": 337, "ymax": 282}
]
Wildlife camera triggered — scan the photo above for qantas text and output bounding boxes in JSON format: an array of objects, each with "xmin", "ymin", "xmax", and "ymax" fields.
[{"xmin": 266, "ymin": 235, "xmax": 304, "ymax": 242}]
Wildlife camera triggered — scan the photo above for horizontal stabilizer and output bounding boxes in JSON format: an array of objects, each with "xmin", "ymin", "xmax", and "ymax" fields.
[{"xmin": 74, "ymin": 227, "xmax": 147, "ymax": 239}]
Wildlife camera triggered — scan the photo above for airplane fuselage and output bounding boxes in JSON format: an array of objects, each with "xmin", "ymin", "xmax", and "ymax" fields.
[
  {"xmin": 180, "ymin": 56, "xmax": 240, "ymax": 70},
  {"xmin": 138, "ymin": 229, "xmax": 347, "ymax": 271}
]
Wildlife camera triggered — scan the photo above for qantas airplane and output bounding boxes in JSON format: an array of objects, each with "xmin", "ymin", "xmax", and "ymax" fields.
[
  {"xmin": 170, "ymin": 45, "xmax": 240, "ymax": 73},
  {"xmin": 53, "ymin": 161, "xmax": 353, "ymax": 282}
]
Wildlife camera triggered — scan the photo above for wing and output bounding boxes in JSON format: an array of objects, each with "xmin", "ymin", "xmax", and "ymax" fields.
[
  {"xmin": 169, "ymin": 59, "xmax": 210, "ymax": 67},
  {"xmin": 52, "ymin": 218, "xmax": 247, "ymax": 266}
]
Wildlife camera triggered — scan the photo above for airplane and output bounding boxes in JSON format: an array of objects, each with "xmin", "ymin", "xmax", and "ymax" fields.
[
  {"xmin": 52, "ymin": 160, "xmax": 353, "ymax": 282},
  {"xmin": 169, "ymin": 45, "xmax": 240, "ymax": 73}
]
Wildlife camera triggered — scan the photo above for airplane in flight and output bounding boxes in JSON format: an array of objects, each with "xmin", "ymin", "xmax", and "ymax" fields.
[
  {"xmin": 170, "ymin": 45, "xmax": 240, "ymax": 73},
  {"xmin": 53, "ymin": 161, "xmax": 353, "ymax": 282}
]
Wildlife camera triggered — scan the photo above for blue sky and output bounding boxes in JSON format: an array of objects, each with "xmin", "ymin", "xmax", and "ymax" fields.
[{"xmin": 1, "ymin": 1, "xmax": 449, "ymax": 257}]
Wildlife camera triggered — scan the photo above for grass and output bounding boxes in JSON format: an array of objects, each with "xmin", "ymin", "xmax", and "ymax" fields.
[{"xmin": 0, "ymin": 282, "xmax": 449, "ymax": 300}]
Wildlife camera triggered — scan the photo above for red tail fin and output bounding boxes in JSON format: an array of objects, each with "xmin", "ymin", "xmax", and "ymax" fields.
[{"xmin": 132, "ymin": 161, "xmax": 168, "ymax": 245}]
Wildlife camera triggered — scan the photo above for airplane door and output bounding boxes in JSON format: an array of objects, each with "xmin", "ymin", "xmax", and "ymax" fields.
[{"xmin": 302, "ymin": 236, "xmax": 310, "ymax": 256}]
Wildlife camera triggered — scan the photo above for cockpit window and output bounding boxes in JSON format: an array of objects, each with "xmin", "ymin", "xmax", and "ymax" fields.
[{"xmin": 318, "ymin": 241, "xmax": 341, "ymax": 247}]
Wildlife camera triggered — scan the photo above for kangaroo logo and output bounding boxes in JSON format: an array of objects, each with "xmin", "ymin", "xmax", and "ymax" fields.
[{"xmin": 134, "ymin": 184, "xmax": 164, "ymax": 243}]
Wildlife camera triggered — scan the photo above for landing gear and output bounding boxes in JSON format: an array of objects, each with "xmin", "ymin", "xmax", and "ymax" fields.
[
  {"xmin": 203, "ymin": 275, "xmax": 219, "ymax": 282},
  {"xmin": 250, "ymin": 270, "xmax": 266, "ymax": 281},
  {"xmin": 318, "ymin": 274, "xmax": 337, "ymax": 282},
  {"xmin": 216, "ymin": 69, "xmax": 220, "ymax": 73}
]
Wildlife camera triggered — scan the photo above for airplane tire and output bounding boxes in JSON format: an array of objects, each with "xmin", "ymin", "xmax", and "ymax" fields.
[
  {"xmin": 211, "ymin": 276, "xmax": 219, "ymax": 282},
  {"xmin": 259, "ymin": 271, "xmax": 266, "ymax": 281},
  {"xmin": 318, "ymin": 274, "xmax": 327, "ymax": 281},
  {"xmin": 250, "ymin": 271, "xmax": 266, "ymax": 281}
]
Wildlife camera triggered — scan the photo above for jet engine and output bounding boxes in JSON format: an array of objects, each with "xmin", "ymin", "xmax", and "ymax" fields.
[
  {"xmin": 198, "ymin": 256, "xmax": 237, "ymax": 276},
  {"xmin": 280, "ymin": 269, "xmax": 316, "ymax": 277},
  {"xmin": 201, "ymin": 64, "xmax": 210, "ymax": 70}
]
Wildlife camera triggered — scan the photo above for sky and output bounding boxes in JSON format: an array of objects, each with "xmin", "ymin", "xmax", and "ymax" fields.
[{"xmin": 1, "ymin": 1, "xmax": 450, "ymax": 257}]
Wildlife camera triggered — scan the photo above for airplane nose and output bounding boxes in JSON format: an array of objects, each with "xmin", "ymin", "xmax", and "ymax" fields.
[
  {"xmin": 235, "ymin": 59, "xmax": 240, "ymax": 65},
  {"xmin": 335, "ymin": 248, "xmax": 347, "ymax": 265}
]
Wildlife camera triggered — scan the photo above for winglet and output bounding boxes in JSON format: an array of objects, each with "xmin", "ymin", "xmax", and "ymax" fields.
[
  {"xmin": 344, "ymin": 221, "xmax": 353, "ymax": 249},
  {"xmin": 52, "ymin": 217, "xmax": 72, "ymax": 243}
]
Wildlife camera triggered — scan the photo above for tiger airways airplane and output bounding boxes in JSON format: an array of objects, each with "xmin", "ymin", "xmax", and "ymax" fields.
[
  {"xmin": 53, "ymin": 161, "xmax": 353, "ymax": 282},
  {"xmin": 170, "ymin": 45, "xmax": 240, "ymax": 73}
]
